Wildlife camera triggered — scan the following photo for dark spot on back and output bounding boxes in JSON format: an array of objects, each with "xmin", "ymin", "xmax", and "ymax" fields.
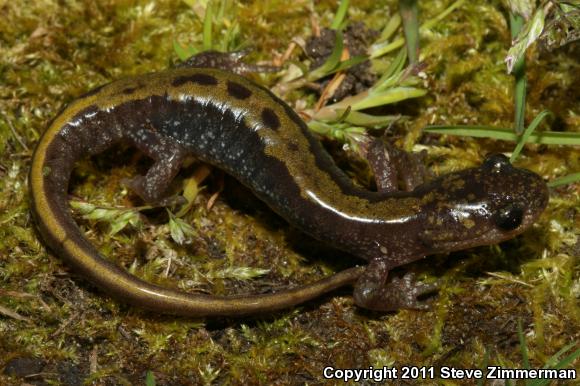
[
  {"xmin": 122, "ymin": 86, "xmax": 139, "ymax": 95},
  {"xmin": 260, "ymin": 87, "xmax": 384, "ymax": 202},
  {"xmin": 248, "ymin": 81, "xmax": 305, "ymax": 128},
  {"xmin": 287, "ymin": 141, "xmax": 299, "ymax": 151},
  {"xmin": 261, "ymin": 108, "xmax": 281, "ymax": 130},
  {"xmin": 226, "ymin": 81, "xmax": 252, "ymax": 99},
  {"xmin": 172, "ymin": 73, "xmax": 218, "ymax": 87}
]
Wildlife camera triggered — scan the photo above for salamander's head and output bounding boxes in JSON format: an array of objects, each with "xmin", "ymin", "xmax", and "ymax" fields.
[{"xmin": 419, "ymin": 154, "xmax": 549, "ymax": 253}]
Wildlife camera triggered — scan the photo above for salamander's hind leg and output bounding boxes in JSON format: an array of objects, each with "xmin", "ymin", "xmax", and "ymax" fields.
[
  {"xmin": 354, "ymin": 259, "xmax": 439, "ymax": 311},
  {"xmin": 124, "ymin": 129, "xmax": 189, "ymax": 205},
  {"xmin": 366, "ymin": 139, "xmax": 430, "ymax": 193},
  {"xmin": 177, "ymin": 50, "xmax": 279, "ymax": 75}
]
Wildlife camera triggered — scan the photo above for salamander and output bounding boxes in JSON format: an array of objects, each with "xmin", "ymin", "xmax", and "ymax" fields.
[{"xmin": 29, "ymin": 52, "xmax": 549, "ymax": 317}]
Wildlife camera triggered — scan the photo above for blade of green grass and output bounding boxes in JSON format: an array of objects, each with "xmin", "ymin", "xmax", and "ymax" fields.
[
  {"xmin": 370, "ymin": 38, "xmax": 406, "ymax": 59},
  {"xmin": 424, "ymin": 126, "xmax": 580, "ymax": 145},
  {"xmin": 517, "ymin": 320, "xmax": 530, "ymax": 369},
  {"xmin": 374, "ymin": 48, "xmax": 407, "ymax": 91},
  {"xmin": 347, "ymin": 87, "xmax": 427, "ymax": 111},
  {"xmin": 145, "ymin": 371, "xmax": 156, "ymax": 386},
  {"xmin": 173, "ymin": 40, "xmax": 198, "ymax": 61},
  {"xmin": 548, "ymin": 173, "xmax": 580, "ymax": 188},
  {"xmin": 370, "ymin": 0, "xmax": 464, "ymax": 59},
  {"xmin": 476, "ymin": 348, "xmax": 490, "ymax": 386},
  {"xmin": 307, "ymin": 31, "xmax": 344, "ymax": 81},
  {"xmin": 341, "ymin": 111, "xmax": 402, "ymax": 126},
  {"xmin": 378, "ymin": 12, "xmax": 401, "ymax": 42},
  {"xmin": 420, "ymin": 0, "xmax": 464, "ymax": 30},
  {"xmin": 326, "ymin": 55, "xmax": 368, "ymax": 75},
  {"xmin": 399, "ymin": 0, "xmax": 419, "ymax": 64},
  {"xmin": 510, "ymin": 12, "xmax": 526, "ymax": 134},
  {"xmin": 216, "ymin": 0, "xmax": 229, "ymax": 21},
  {"xmin": 529, "ymin": 342, "xmax": 580, "ymax": 386},
  {"xmin": 510, "ymin": 110, "xmax": 552, "ymax": 162},
  {"xmin": 331, "ymin": 0, "xmax": 350, "ymax": 30},
  {"xmin": 203, "ymin": 0, "xmax": 214, "ymax": 50},
  {"xmin": 543, "ymin": 341, "xmax": 580, "ymax": 369}
]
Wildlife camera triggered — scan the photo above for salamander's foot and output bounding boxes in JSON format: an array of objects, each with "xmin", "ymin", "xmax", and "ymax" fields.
[
  {"xmin": 122, "ymin": 176, "xmax": 186, "ymax": 207},
  {"xmin": 365, "ymin": 139, "xmax": 431, "ymax": 193},
  {"xmin": 122, "ymin": 133, "xmax": 189, "ymax": 207},
  {"xmin": 354, "ymin": 267, "xmax": 439, "ymax": 311},
  {"xmin": 380, "ymin": 272, "xmax": 439, "ymax": 310},
  {"xmin": 177, "ymin": 50, "xmax": 279, "ymax": 74}
]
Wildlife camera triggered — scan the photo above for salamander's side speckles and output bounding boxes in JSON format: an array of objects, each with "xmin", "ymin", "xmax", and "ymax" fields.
[
  {"xmin": 171, "ymin": 73, "xmax": 218, "ymax": 87},
  {"xmin": 29, "ymin": 65, "xmax": 549, "ymax": 317},
  {"xmin": 226, "ymin": 80, "xmax": 252, "ymax": 99},
  {"xmin": 261, "ymin": 107, "xmax": 281, "ymax": 130}
]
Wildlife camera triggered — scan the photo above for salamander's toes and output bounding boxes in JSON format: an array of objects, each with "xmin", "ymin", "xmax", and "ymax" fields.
[
  {"xmin": 404, "ymin": 273, "xmax": 440, "ymax": 295},
  {"xmin": 122, "ymin": 176, "xmax": 147, "ymax": 199},
  {"xmin": 393, "ymin": 272, "xmax": 439, "ymax": 310},
  {"xmin": 354, "ymin": 269, "xmax": 440, "ymax": 312},
  {"xmin": 157, "ymin": 195, "xmax": 187, "ymax": 207},
  {"xmin": 122, "ymin": 176, "xmax": 185, "ymax": 207}
]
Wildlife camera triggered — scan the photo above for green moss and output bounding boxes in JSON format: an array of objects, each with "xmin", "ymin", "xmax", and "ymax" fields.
[{"xmin": 0, "ymin": 0, "xmax": 578, "ymax": 384}]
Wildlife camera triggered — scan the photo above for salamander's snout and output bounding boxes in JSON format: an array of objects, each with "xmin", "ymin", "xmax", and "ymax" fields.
[{"xmin": 418, "ymin": 153, "xmax": 549, "ymax": 254}]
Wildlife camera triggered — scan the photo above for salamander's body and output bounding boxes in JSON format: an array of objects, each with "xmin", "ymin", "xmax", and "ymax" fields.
[{"xmin": 30, "ymin": 60, "xmax": 549, "ymax": 316}]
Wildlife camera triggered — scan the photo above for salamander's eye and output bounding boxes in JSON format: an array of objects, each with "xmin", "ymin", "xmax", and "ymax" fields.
[
  {"xmin": 494, "ymin": 203, "xmax": 524, "ymax": 231},
  {"xmin": 483, "ymin": 154, "xmax": 511, "ymax": 173}
]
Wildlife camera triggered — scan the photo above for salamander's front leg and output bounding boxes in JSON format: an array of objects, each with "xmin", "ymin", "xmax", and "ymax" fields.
[
  {"xmin": 366, "ymin": 139, "xmax": 430, "ymax": 193},
  {"xmin": 124, "ymin": 130, "xmax": 188, "ymax": 205},
  {"xmin": 354, "ymin": 258, "xmax": 438, "ymax": 311}
]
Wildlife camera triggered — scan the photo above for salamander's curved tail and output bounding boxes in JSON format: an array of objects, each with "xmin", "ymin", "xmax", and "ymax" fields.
[{"xmin": 34, "ymin": 195, "xmax": 362, "ymax": 316}]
